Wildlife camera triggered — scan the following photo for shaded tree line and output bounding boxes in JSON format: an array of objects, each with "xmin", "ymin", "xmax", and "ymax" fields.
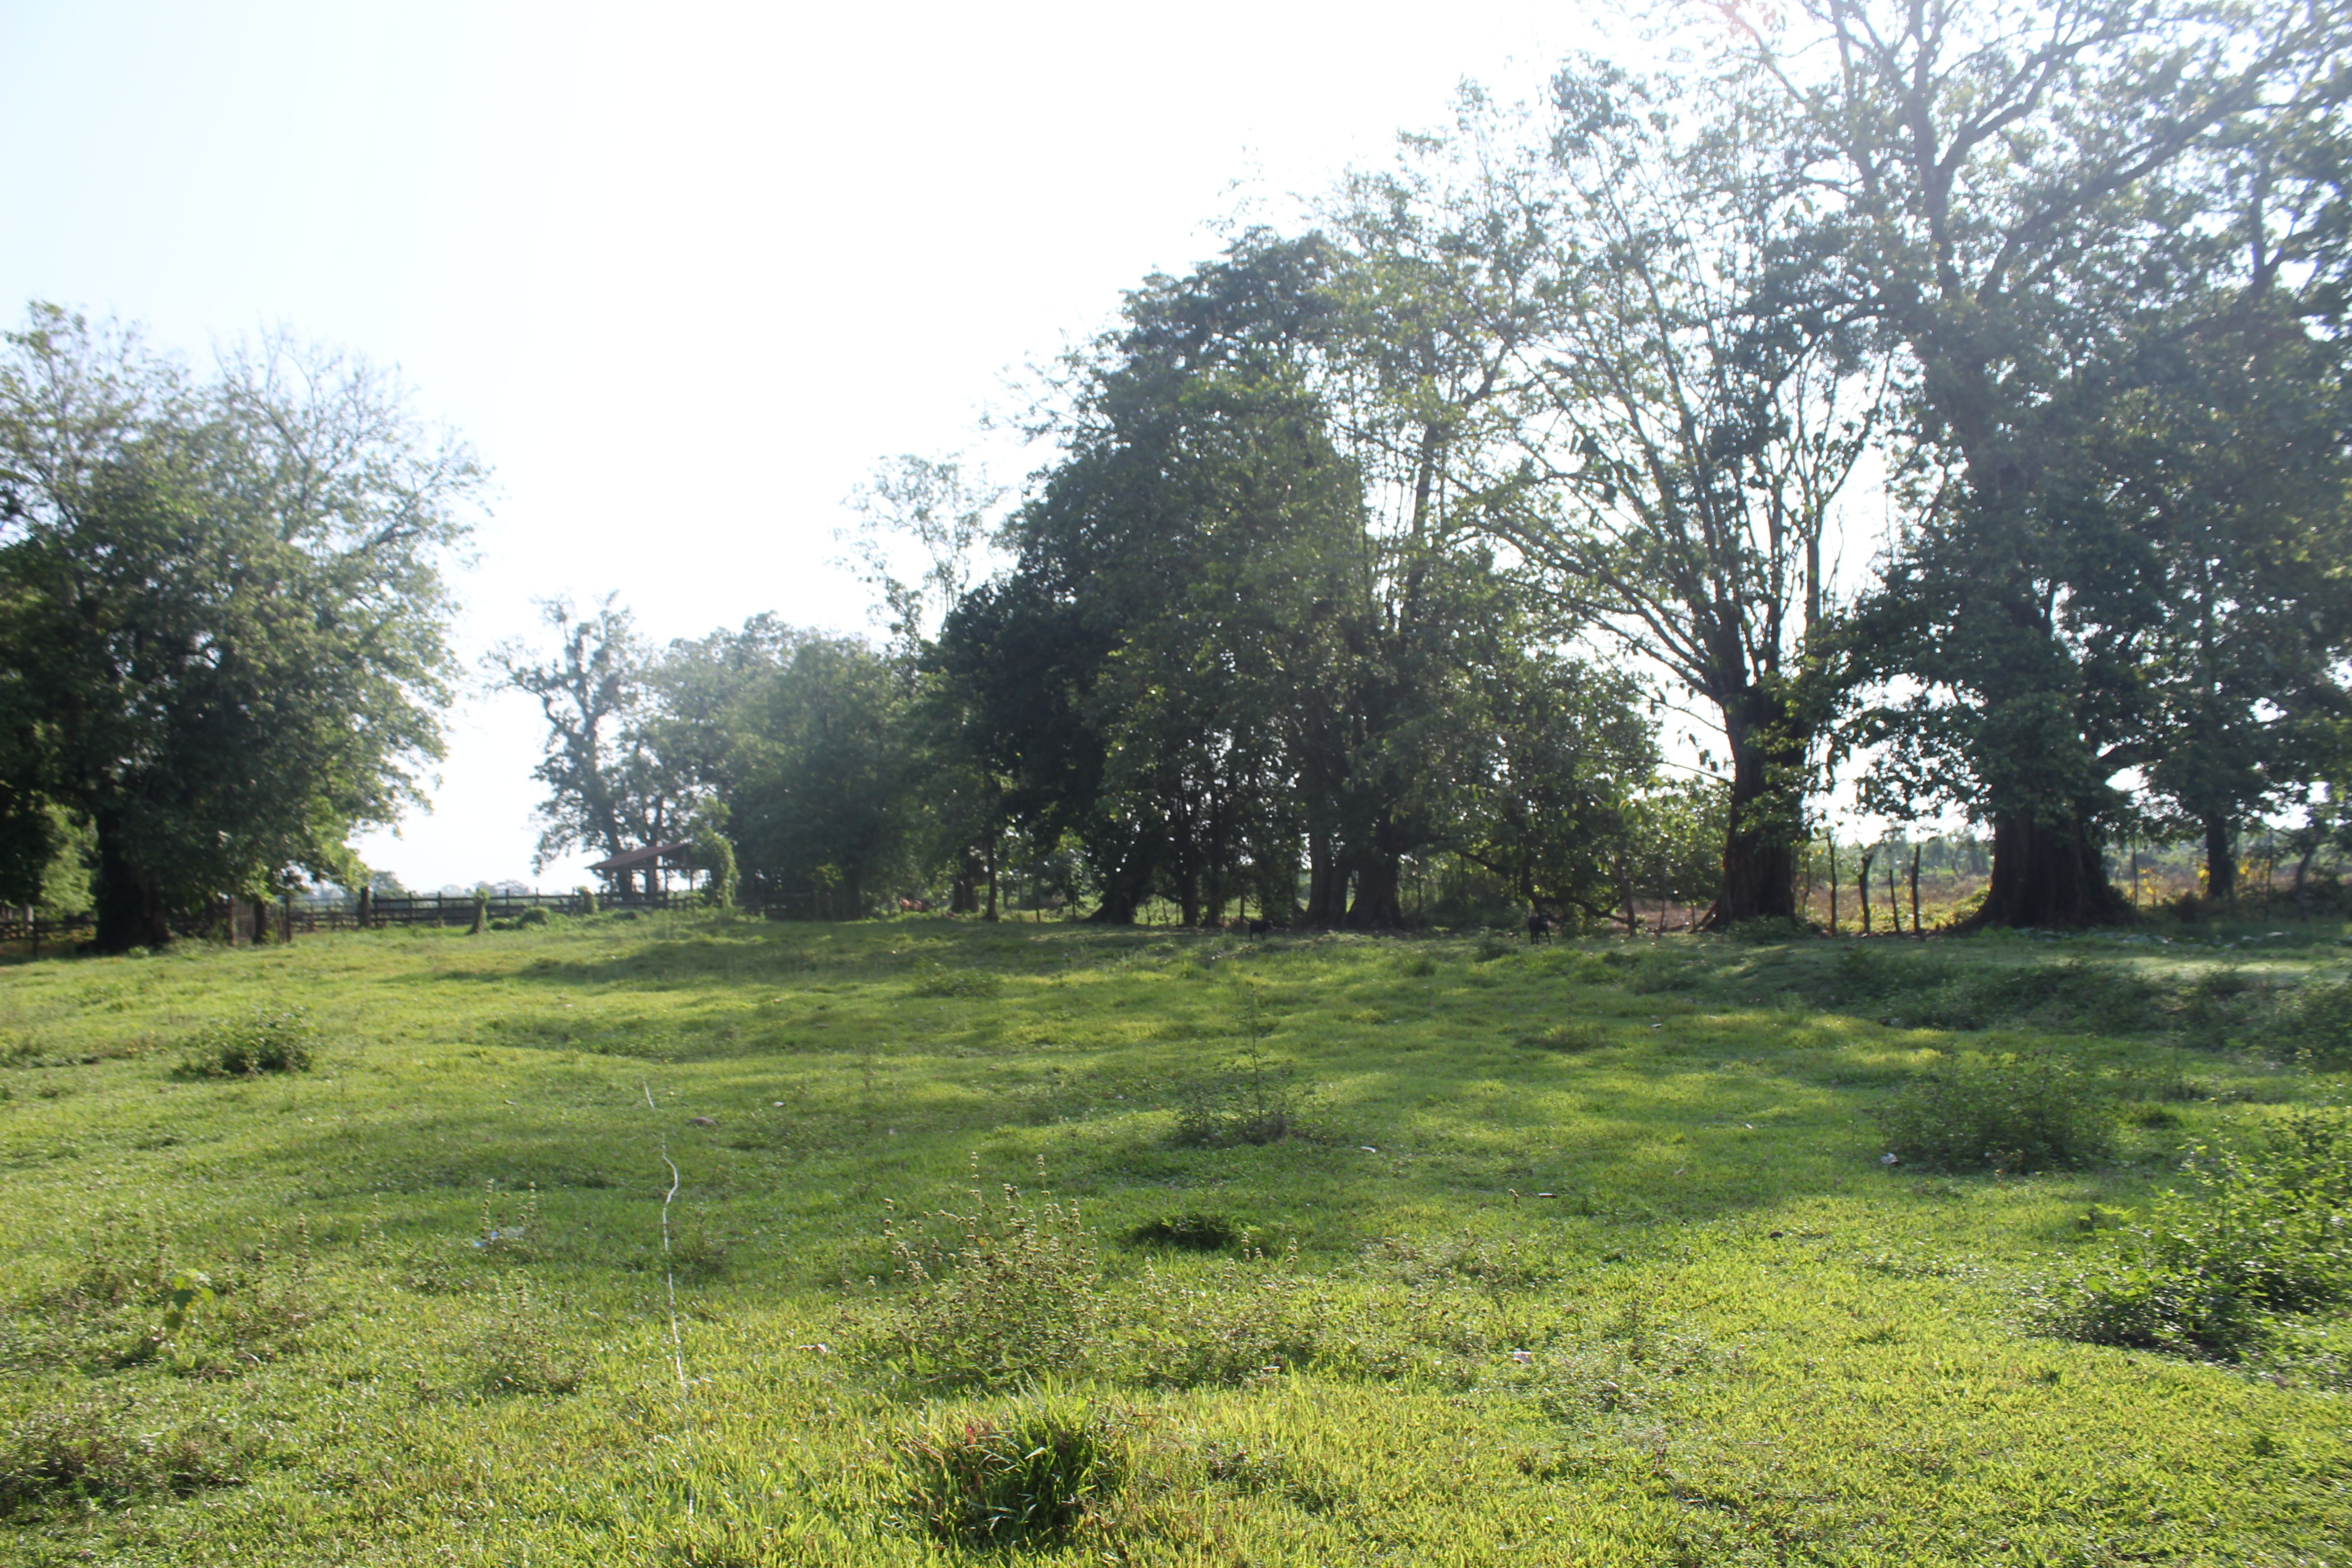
[{"xmin": 11, "ymin": 0, "xmax": 2350, "ymax": 946}]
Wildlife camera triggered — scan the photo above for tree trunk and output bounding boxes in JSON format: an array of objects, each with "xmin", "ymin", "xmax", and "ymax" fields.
[
  {"xmin": 1344, "ymin": 838, "xmax": 1406, "ymax": 929},
  {"xmin": 1858, "ymin": 848, "xmax": 1874, "ymax": 935},
  {"xmin": 950, "ymin": 847, "xmax": 981, "ymax": 914},
  {"xmin": 2203, "ymin": 813, "xmax": 2236, "ymax": 907},
  {"xmin": 92, "ymin": 811, "xmax": 170, "ymax": 953},
  {"xmin": 1087, "ymin": 857, "xmax": 1146, "ymax": 924},
  {"xmin": 1710, "ymin": 704, "xmax": 1806, "ymax": 926},
  {"xmin": 1964, "ymin": 809, "xmax": 2123, "ymax": 928},
  {"xmin": 1303, "ymin": 827, "xmax": 1345, "ymax": 926}
]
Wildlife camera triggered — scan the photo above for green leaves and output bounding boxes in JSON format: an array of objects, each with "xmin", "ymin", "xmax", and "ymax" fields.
[{"xmin": 0, "ymin": 304, "xmax": 480, "ymax": 947}]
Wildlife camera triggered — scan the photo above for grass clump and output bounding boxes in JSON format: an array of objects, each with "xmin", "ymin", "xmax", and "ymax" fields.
[
  {"xmin": 2277, "ymin": 979, "xmax": 2352, "ymax": 1056},
  {"xmin": 1128, "ymin": 1212, "xmax": 1246, "ymax": 1252},
  {"xmin": 872, "ymin": 1171, "xmax": 1101, "ymax": 1389},
  {"xmin": 0, "ymin": 1402, "xmax": 252, "ymax": 1516},
  {"xmin": 892, "ymin": 1395, "xmax": 1133, "ymax": 1549},
  {"xmin": 910, "ymin": 963, "xmax": 1001, "ymax": 998},
  {"xmin": 1515, "ymin": 1022, "xmax": 1609, "ymax": 1053},
  {"xmin": 2050, "ymin": 1110, "xmax": 2352, "ymax": 1359},
  {"xmin": 1876, "ymin": 1050, "xmax": 2116, "ymax": 1172},
  {"xmin": 179, "ymin": 1005, "xmax": 317, "ymax": 1076}
]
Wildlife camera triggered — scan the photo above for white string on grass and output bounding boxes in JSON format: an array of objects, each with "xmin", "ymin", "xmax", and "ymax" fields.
[{"xmin": 644, "ymin": 1081, "xmax": 693, "ymax": 1519}]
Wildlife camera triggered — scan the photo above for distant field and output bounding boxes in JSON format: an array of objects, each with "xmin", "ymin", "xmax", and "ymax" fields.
[{"xmin": 0, "ymin": 914, "xmax": 2346, "ymax": 1566}]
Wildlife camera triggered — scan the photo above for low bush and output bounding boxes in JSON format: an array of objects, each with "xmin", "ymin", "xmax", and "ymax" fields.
[
  {"xmin": 2175, "ymin": 968, "xmax": 2261, "ymax": 1049},
  {"xmin": 871, "ymin": 1176, "xmax": 1101, "ymax": 1390},
  {"xmin": 1116, "ymin": 1249, "xmax": 1320, "ymax": 1388},
  {"xmin": 1876, "ymin": 1050, "xmax": 2115, "ymax": 1172},
  {"xmin": 909, "ymin": 964, "xmax": 1001, "ymax": 999},
  {"xmin": 893, "ymin": 1395, "xmax": 1133, "ymax": 1549},
  {"xmin": 181, "ymin": 1006, "xmax": 317, "ymax": 1076},
  {"xmin": 2048, "ymin": 1109, "xmax": 2352, "ymax": 1358}
]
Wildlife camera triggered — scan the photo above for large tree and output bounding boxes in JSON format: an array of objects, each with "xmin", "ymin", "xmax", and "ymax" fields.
[
  {"xmin": 0, "ymin": 305, "xmax": 478, "ymax": 950},
  {"xmin": 1484, "ymin": 68, "xmax": 1873, "ymax": 925},
  {"xmin": 1723, "ymin": 0, "xmax": 2348, "ymax": 924}
]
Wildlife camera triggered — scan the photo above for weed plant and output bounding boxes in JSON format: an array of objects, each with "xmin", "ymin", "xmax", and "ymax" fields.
[
  {"xmin": 1172, "ymin": 1043, "xmax": 1302, "ymax": 1147},
  {"xmin": 1127, "ymin": 1212, "xmax": 1246, "ymax": 1252},
  {"xmin": 0, "ymin": 1402, "xmax": 251, "ymax": 1516},
  {"xmin": 872, "ymin": 1171, "xmax": 1101, "ymax": 1389},
  {"xmin": 178, "ymin": 1006, "xmax": 316, "ymax": 1076},
  {"xmin": 1877, "ymin": 1050, "xmax": 2116, "ymax": 1171},
  {"xmin": 2050, "ymin": 1109, "xmax": 2352, "ymax": 1357},
  {"xmin": 474, "ymin": 1273, "xmax": 586, "ymax": 1395}
]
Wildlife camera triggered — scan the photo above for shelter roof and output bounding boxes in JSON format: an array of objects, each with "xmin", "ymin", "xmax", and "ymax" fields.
[{"xmin": 584, "ymin": 841, "xmax": 698, "ymax": 875}]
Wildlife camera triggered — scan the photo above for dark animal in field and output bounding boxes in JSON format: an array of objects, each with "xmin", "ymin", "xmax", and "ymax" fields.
[
  {"xmin": 1525, "ymin": 908, "xmax": 1553, "ymax": 942},
  {"xmin": 1249, "ymin": 918, "xmax": 1271, "ymax": 937}
]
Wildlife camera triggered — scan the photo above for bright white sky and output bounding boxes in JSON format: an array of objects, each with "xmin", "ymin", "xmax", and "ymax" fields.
[{"xmin": 2, "ymin": 0, "xmax": 1787, "ymax": 891}]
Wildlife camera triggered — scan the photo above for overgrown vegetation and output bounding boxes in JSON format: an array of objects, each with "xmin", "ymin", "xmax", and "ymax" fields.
[
  {"xmin": 1876, "ymin": 1051, "xmax": 2117, "ymax": 1172},
  {"xmin": 2049, "ymin": 1110, "xmax": 2352, "ymax": 1358}
]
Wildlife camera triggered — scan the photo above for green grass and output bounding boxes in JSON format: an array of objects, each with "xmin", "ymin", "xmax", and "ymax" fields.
[{"xmin": 0, "ymin": 913, "xmax": 2347, "ymax": 1564}]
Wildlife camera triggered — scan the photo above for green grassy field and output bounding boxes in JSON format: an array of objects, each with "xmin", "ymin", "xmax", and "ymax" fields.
[{"xmin": 1, "ymin": 914, "xmax": 2346, "ymax": 1566}]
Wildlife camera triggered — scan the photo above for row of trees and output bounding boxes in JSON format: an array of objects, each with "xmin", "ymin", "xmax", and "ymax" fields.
[
  {"xmin": 7, "ymin": 0, "xmax": 2348, "ymax": 946},
  {"xmin": 513, "ymin": 0, "xmax": 2352, "ymax": 931}
]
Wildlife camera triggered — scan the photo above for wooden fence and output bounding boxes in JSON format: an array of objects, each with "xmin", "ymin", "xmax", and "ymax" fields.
[{"xmin": 1, "ymin": 888, "xmax": 706, "ymax": 955}]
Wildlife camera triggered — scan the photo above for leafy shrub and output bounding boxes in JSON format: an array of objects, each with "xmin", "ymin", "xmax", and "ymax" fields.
[
  {"xmin": 893, "ymin": 1395, "xmax": 1132, "ymax": 1549},
  {"xmin": 1875, "ymin": 1051, "xmax": 2115, "ymax": 1172},
  {"xmin": 2047, "ymin": 1111, "xmax": 2352, "ymax": 1358},
  {"xmin": 181, "ymin": 1006, "xmax": 317, "ymax": 1076},
  {"xmin": 1196, "ymin": 1441, "xmax": 1348, "ymax": 1511},
  {"xmin": 871, "ymin": 1177, "xmax": 1101, "ymax": 1389},
  {"xmin": 2175, "ymin": 968, "xmax": 2259, "ymax": 1049},
  {"xmin": 0, "ymin": 1402, "xmax": 252, "ymax": 1515},
  {"xmin": 1809, "ymin": 950, "xmax": 2163, "ymax": 1033},
  {"xmin": 1128, "ymin": 1212, "xmax": 1245, "ymax": 1252}
]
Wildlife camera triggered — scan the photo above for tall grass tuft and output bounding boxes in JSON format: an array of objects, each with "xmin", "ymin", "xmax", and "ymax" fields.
[
  {"xmin": 892, "ymin": 1395, "xmax": 1132, "ymax": 1548},
  {"xmin": 0, "ymin": 1403, "xmax": 251, "ymax": 1516}
]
